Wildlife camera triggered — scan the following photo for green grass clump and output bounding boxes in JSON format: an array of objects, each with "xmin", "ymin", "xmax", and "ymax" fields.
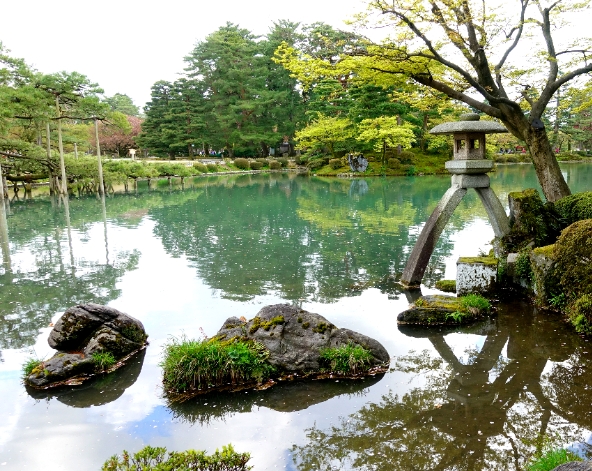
[
  {"xmin": 459, "ymin": 294, "xmax": 491, "ymax": 314},
  {"xmin": 102, "ymin": 443, "xmax": 251, "ymax": 471},
  {"xmin": 92, "ymin": 352, "xmax": 116, "ymax": 372},
  {"xmin": 160, "ymin": 337, "xmax": 274, "ymax": 393},
  {"xmin": 319, "ymin": 343, "xmax": 374, "ymax": 375},
  {"xmin": 22, "ymin": 357, "xmax": 43, "ymax": 378},
  {"xmin": 525, "ymin": 448, "xmax": 581, "ymax": 471}
]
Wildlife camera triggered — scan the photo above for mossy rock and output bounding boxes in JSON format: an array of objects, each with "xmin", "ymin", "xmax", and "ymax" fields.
[
  {"xmin": 397, "ymin": 295, "xmax": 489, "ymax": 326},
  {"xmin": 435, "ymin": 279, "xmax": 456, "ymax": 293},
  {"xmin": 502, "ymin": 188, "xmax": 562, "ymax": 252},
  {"xmin": 553, "ymin": 219, "xmax": 592, "ymax": 301},
  {"xmin": 555, "ymin": 191, "xmax": 592, "ymax": 225},
  {"xmin": 457, "ymin": 256, "xmax": 498, "ymax": 267}
]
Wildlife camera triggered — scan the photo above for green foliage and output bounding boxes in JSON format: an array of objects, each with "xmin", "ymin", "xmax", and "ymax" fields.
[
  {"xmin": 319, "ymin": 343, "xmax": 374, "ymax": 375},
  {"xmin": 329, "ymin": 158, "xmax": 342, "ymax": 170},
  {"xmin": 515, "ymin": 250, "xmax": 534, "ymax": 281},
  {"xmin": 206, "ymin": 163, "xmax": 218, "ymax": 172},
  {"xmin": 248, "ymin": 161, "xmax": 263, "ymax": 170},
  {"xmin": 445, "ymin": 311, "xmax": 467, "ymax": 323},
  {"xmin": 403, "ymin": 165, "xmax": 417, "ymax": 176},
  {"xmin": 234, "ymin": 158, "xmax": 249, "ymax": 170},
  {"xmin": 92, "ymin": 352, "xmax": 116, "ymax": 372},
  {"xmin": 435, "ymin": 279, "xmax": 456, "ymax": 293},
  {"xmin": 160, "ymin": 336, "xmax": 275, "ymax": 393},
  {"xmin": 269, "ymin": 160, "xmax": 281, "ymax": 170},
  {"xmin": 101, "ymin": 444, "xmax": 251, "ymax": 471},
  {"xmin": 459, "ymin": 294, "xmax": 491, "ymax": 314},
  {"xmin": 121, "ymin": 325, "xmax": 147, "ymax": 344},
  {"xmin": 21, "ymin": 357, "xmax": 42, "ymax": 378},
  {"xmin": 193, "ymin": 162, "xmax": 208, "ymax": 173},
  {"xmin": 525, "ymin": 448, "xmax": 581, "ymax": 471},
  {"xmin": 276, "ymin": 157, "xmax": 288, "ymax": 167},
  {"xmin": 567, "ymin": 294, "xmax": 592, "ymax": 335},
  {"xmin": 553, "ymin": 219, "xmax": 592, "ymax": 302},
  {"xmin": 387, "ymin": 158, "xmax": 401, "ymax": 169},
  {"xmin": 554, "ymin": 191, "xmax": 592, "ymax": 225}
]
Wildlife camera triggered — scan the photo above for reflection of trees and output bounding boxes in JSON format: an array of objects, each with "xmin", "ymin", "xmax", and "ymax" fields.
[
  {"xmin": 167, "ymin": 375, "xmax": 383, "ymax": 426},
  {"xmin": 292, "ymin": 303, "xmax": 589, "ymax": 471},
  {"xmin": 150, "ymin": 174, "xmax": 484, "ymax": 301}
]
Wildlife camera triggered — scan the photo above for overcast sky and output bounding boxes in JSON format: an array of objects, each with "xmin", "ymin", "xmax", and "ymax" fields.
[{"xmin": 2, "ymin": 0, "xmax": 365, "ymax": 110}]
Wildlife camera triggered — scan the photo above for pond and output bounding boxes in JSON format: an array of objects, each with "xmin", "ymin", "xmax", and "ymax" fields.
[{"xmin": 0, "ymin": 163, "xmax": 591, "ymax": 470}]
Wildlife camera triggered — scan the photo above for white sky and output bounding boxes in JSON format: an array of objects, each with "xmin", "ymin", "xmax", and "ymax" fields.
[{"xmin": 2, "ymin": 0, "xmax": 365, "ymax": 110}]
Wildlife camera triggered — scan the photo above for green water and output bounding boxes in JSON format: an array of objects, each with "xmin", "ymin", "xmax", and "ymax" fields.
[{"xmin": 0, "ymin": 164, "xmax": 590, "ymax": 470}]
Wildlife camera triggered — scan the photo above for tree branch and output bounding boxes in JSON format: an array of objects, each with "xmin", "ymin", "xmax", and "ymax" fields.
[{"xmin": 495, "ymin": 0, "xmax": 529, "ymax": 91}]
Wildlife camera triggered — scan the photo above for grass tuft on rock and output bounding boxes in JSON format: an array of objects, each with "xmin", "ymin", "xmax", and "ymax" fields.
[
  {"xmin": 92, "ymin": 352, "xmax": 116, "ymax": 372},
  {"xmin": 102, "ymin": 443, "xmax": 251, "ymax": 471},
  {"xmin": 525, "ymin": 448, "xmax": 581, "ymax": 471},
  {"xmin": 160, "ymin": 336, "xmax": 275, "ymax": 393},
  {"xmin": 21, "ymin": 357, "xmax": 43, "ymax": 378},
  {"xmin": 435, "ymin": 279, "xmax": 456, "ymax": 293},
  {"xmin": 320, "ymin": 343, "xmax": 374, "ymax": 375},
  {"xmin": 459, "ymin": 294, "xmax": 491, "ymax": 314}
]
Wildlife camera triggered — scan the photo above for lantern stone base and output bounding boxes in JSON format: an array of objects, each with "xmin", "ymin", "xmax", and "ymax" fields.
[{"xmin": 456, "ymin": 257, "xmax": 498, "ymax": 295}]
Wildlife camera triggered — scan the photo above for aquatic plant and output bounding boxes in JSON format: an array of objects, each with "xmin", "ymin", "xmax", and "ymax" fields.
[
  {"xmin": 319, "ymin": 343, "xmax": 374, "ymax": 375},
  {"xmin": 101, "ymin": 443, "xmax": 251, "ymax": 471},
  {"xmin": 92, "ymin": 352, "xmax": 116, "ymax": 372},
  {"xmin": 525, "ymin": 448, "xmax": 581, "ymax": 471},
  {"xmin": 160, "ymin": 336, "xmax": 275, "ymax": 393}
]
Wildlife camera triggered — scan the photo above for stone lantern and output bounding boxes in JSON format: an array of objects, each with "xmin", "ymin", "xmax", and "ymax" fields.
[{"xmin": 400, "ymin": 113, "xmax": 510, "ymax": 287}]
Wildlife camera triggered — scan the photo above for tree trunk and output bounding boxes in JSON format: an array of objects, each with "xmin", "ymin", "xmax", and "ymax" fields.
[
  {"xmin": 520, "ymin": 124, "xmax": 570, "ymax": 202},
  {"xmin": 56, "ymin": 98, "xmax": 67, "ymax": 195},
  {"xmin": 500, "ymin": 109, "xmax": 570, "ymax": 202}
]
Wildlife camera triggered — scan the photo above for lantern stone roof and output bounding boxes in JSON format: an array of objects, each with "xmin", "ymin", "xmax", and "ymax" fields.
[{"xmin": 430, "ymin": 113, "xmax": 508, "ymax": 135}]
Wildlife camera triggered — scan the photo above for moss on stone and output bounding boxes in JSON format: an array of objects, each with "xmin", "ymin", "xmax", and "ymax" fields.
[
  {"xmin": 554, "ymin": 191, "xmax": 592, "ymax": 225},
  {"xmin": 533, "ymin": 244, "xmax": 556, "ymax": 258},
  {"xmin": 553, "ymin": 219, "xmax": 592, "ymax": 301},
  {"xmin": 458, "ymin": 256, "xmax": 498, "ymax": 267},
  {"xmin": 435, "ymin": 279, "xmax": 456, "ymax": 293},
  {"xmin": 567, "ymin": 294, "xmax": 592, "ymax": 335},
  {"xmin": 249, "ymin": 315, "xmax": 285, "ymax": 334}
]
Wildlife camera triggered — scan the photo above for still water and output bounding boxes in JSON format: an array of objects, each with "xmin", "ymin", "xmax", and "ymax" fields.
[{"xmin": 0, "ymin": 164, "xmax": 591, "ymax": 470}]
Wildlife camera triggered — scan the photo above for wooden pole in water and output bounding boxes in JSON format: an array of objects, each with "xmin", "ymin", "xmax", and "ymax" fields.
[
  {"xmin": 0, "ymin": 160, "xmax": 4, "ymax": 202},
  {"xmin": 74, "ymin": 142, "xmax": 78, "ymax": 159},
  {"xmin": 94, "ymin": 118, "xmax": 104, "ymax": 195}
]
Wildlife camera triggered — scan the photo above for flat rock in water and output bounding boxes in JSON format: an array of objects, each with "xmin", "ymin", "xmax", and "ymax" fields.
[
  {"xmin": 397, "ymin": 295, "xmax": 485, "ymax": 326},
  {"xmin": 216, "ymin": 304, "xmax": 389, "ymax": 374},
  {"xmin": 26, "ymin": 304, "xmax": 148, "ymax": 389}
]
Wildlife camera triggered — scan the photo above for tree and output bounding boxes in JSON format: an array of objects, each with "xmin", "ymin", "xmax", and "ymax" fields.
[
  {"xmin": 295, "ymin": 116, "xmax": 354, "ymax": 157},
  {"xmin": 95, "ymin": 113, "xmax": 142, "ymax": 157},
  {"xmin": 104, "ymin": 93, "xmax": 140, "ymax": 116},
  {"xmin": 357, "ymin": 117, "xmax": 416, "ymax": 163},
  {"xmin": 352, "ymin": 0, "xmax": 592, "ymax": 201}
]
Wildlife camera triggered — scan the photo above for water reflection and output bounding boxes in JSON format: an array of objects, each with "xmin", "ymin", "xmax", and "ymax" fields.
[
  {"xmin": 25, "ymin": 349, "xmax": 146, "ymax": 407},
  {"xmin": 168, "ymin": 374, "xmax": 384, "ymax": 426},
  {"xmin": 291, "ymin": 303, "xmax": 590, "ymax": 470}
]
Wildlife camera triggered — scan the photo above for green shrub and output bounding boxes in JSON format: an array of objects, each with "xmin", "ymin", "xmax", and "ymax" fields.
[
  {"xmin": 193, "ymin": 162, "xmax": 208, "ymax": 173},
  {"xmin": 308, "ymin": 158, "xmax": 326, "ymax": 170},
  {"xmin": 22, "ymin": 357, "xmax": 43, "ymax": 378},
  {"xmin": 92, "ymin": 352, "xmax": 116, "ymax": 372},
  {"xmin": 234, "ymin": 158, "xmax": 249, "ymax": 170},
  {"xmin": 403, "ymin": 165, "xmax": 417, "ymax": 176},
  {"xmin": 277, "ymin": 157, "xmax": 289, "ymax": 167},
  {"xmin": 294, "ymin": 154, "xmax": 304, "ymax": 165},
  {"xmin": 160, "ymin": 336, "xmax": 275, "ymax": 393},
  {"xmin": 269, "ymin": 160, "xmax": 281, "ymax": 170},
  {"xmin": 399, "ymin": 150, "xmax": 414, "ymax": 164},
  {"xmin": 329, "ymin": 158, "xmax": 342, "ymax": 170},
  {"xmin": 435, "ymin": 279, "xmax": 456, "ymax": 293},
  {"xmin": 319, "ymin": 343, "xmax": 374, "ymax": 375},
  {"xmin": 206, "ymin": 163, "xmax": 218, "ymax": 172},
  {"xmin": 102, "ymin": 444, "xmax": 251, "ymax": 471},
  {"xmin": 515, "ymin": 250, "xmax": 533, "ymax": 281},
  {"xmin": 567, "ymin": 294, "xmax": 592, "ymax": 335},
  {"xmin": 249, "ymin": 160, "xmax": 263, "ymax": 170},
  {"xmin": 525, "ymin": 448, "xmax": 581, "ymax": 471},
  {"xmin": 387, "ymin": 158, "xmax": 401, "ymax": 169},
  {"xmin": 553, "ymin": 219, "xmax": 592, "ymax": 301},
  {"xmin": 555, "ymin": 191, "xmax": 592, "ymax": 225}
]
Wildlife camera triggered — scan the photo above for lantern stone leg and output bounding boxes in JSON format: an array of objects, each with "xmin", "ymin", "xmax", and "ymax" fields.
[
  {"xmin": 401, "ymin": 186, "xmax": 467, "ymax": 286},
  {"xmin": 475, "ymin": 187, "xmax": 510, "ymax": 238}
]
